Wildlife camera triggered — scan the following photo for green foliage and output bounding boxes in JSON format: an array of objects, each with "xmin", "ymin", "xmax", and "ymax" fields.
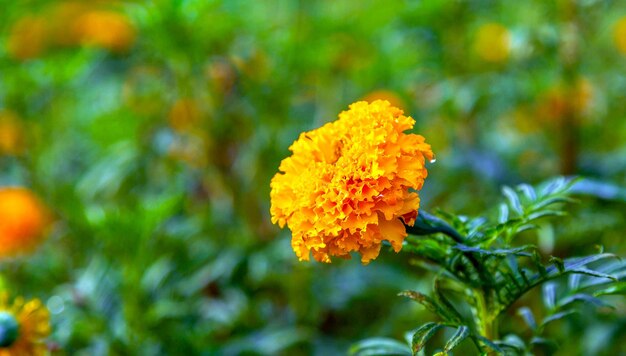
[
  {"xmin": 353, "ymin": 178, "xmax": 625, "ymax": 355},
  {"xmin": 1, "ymin": 0, "xmax": 626, "ymax": 354}
]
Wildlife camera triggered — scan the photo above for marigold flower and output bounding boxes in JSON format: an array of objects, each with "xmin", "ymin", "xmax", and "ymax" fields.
[
  {"xmin": 0, "ymin": 293, "xmax": 50, "ymax": 355},
  {"xmin": 74, "ymin": 10, "xmax": 135, "ymax": 53},
  {"xmin": 270, "ymin": 100, "xmax": 434, "ymax": 264},
  {"xmin": 7, "ymin": 15, "xmax": 48, "ymax": 61},
  {"xmin": 0, "ymin": 188, "xmax": 51, "ymax": 258},
  {"xmin": 47, "ymin": 1, "xmax": 91, "ymax": 47}
]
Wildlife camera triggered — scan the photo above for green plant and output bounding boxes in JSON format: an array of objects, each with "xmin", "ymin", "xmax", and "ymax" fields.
[{"xmin": 350, "ymin": 177, "xmax": 625, "ymax": 355}]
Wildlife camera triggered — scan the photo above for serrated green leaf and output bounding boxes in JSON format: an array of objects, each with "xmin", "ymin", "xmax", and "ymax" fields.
[
  {"xmin": 443, "ymin": 326, "xmax": 470, "ymax": 352},
  {"xmin": 433, "ymin": 279, "xmax": 463, "ymax": 323},
  {"xmin": 499, "ymin": 334, "xmax": 527, "ymax": 351},
  {"xmin": 349, "ymin": 338, "xmax": 412, "ymax": 356},
  {"xmin": 549, "ymin": 256, "xmax": 565, "ymax": 273},
  {"xmin": 563, "ymin": 254, "xmax": 617, "ymax": 270},
  {"xmin": 541, "ymin": 176, "xmax": 568, "ymax": 196},
  {"xmin": 398, "ymin": 291, "xmax": 444, "ymax": 317},
  {"xmin": 519, "ymin": 183, "xmax": 537, "ymax": 201},
  {"xmin": 540, "ymin": 310, "xmax": 578, "ymax": 328},
  {"xmin": 568, "ymin": 273, "xmax": 582, "ymax": 290},
  {"xmin": 526, "ymin": 210, "xmax": 566, "ymax": 221},
  {"xmin": 594, "ymin": 282, "xmax": 626, "ymax": 296},
  {"xmin": 455, "ymin": 244, "xmax": 534, "ymax": 257},
  {"xmin": 530, "ymin": 337, "xmax": 558, "ymax": 352},
  {"xmin": 475, "ymin": 336, "xmax": 503, "ymax": 353},
  {"xmin": 517, "ymin": 307, "xmax": 537, "ymax": 330},
  {"xmin": 515, "ymin": 223, "xmax": 538, "ymax": 234},
  {"xmin": 557, "ymin": 293, "xmax": 614, "ymax": 309},
  {"xmin": 498, "ymin": 203, "xmax": 509, "ymax": 224},
  {"xmin": 502, "ymin": 186, "xmax": 523, "ymax": 215},
  {"xmin": 542, "ymin": 283, "xmax": 556, "ymax": 310},
  {"xmin": 532, "ymin": 196, "xmax": 577, "ymax": 210},
  {"xmin": 411, "ymin": 322, "xmax": 444, "ymax": 354},
  {"xmin": 569, "ymin": 268, "xmax": 617, "ymax": 281}
]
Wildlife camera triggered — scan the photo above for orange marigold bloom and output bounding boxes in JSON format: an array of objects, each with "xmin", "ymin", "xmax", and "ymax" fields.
[
  {"xmin": 0, "ymin": 188, "xmax": 51, "ymax": 258},
  {"xmin": 7, "ymin": 15, "xmax": 48, "ymax": 61},
  {"xmin": 74, "ymin": 10, "xmax": 135, "ymax": 53},
  {"xmin": 0, "ymin": 293, "xmax": 50, "ymax": 355},
  {"xmin": 270, "ymin": 100, "xmax": 434, "ymax": 264}
]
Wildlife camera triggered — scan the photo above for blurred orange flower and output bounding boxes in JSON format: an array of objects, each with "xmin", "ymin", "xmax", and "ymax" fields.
[
  {"xmin": 270, "ymin": 100, "xmax": 433, "ymax": 264},
  {"xmin": 474, "ymin": 23, "xmax": 511, "ymax": 63},
  {"xmin": 0, "ymin": 188, "xmax": 51, "ymax": 258},
  {"xmin": 0, "ymin": 293, "xmax": 50, "ymax": 356},
  {"xmin": 74, "ymin": 10, "xmax": 135, "ymax": 52},
  {"xmin": 361, "ymin": 90, "xmax": 407, "ymax": 112},
  {"xmin": 0, "ymin": 111, "xmax": 24, "ymax": 156},
  {"xmin": 47, "ymin": 1, "xmax": 91, "ymax": 46},
  {"xmin": 7, "ymin": 16, "xmax": 48, "ymax": 60}
]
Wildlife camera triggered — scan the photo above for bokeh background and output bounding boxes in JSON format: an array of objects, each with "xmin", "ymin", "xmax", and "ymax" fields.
[{"xmin": 1, "ymin": 0, "xmax": 625, "ymax": 354}]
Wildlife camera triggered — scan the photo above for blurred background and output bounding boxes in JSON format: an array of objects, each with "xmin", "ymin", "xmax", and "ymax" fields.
[{"xmin": 0, "ymin": 0, "xmax": 625, "ymax": 354}]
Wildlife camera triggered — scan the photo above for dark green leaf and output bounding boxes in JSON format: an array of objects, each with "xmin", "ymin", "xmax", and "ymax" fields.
[
  {"xmin": 526, "ymin": 210, "xmax": 566, "ymax": 221},
  {"xmin": 476, "ymin": 336, "xmax": 503, "ymax": 353},
  {"xmin": 563, "ymin": 254, "xmax": 617, "ymax": 271},
  {"xmin": 454, "ymin": 244, "xmax": 534, "ymax": 257},
  {"xmin": 558, "ymin": 293, "xmax": 614, "ymax": 309},
  {"xmin": 433, "ymin": 279, "xmax": 463, "ymax": 323},
  {"xmin": 411, "ymin": 322, "xmax": 444, "ymax": 354},
  {"xmin": 398, "ymin": 291, "xmax": 445, "ymax": 317},
  {"xmin": 517, "ymin": 307, "xmax": 537, "ymax": 330},
  {"xmin": 498, "ymin": 203, "xmax": 508, "ymax": 224},
  {"xmin": 530, "ymin": 337, "xmax": 558, "ymax": 352},
  {"xmin": 518, "ymin": 183, "xmax": 537, "ymax": 201},
  {"xmin": 550, "ymin": 256, "xmax": 565, "ymax": 273},
  {"xmin": 532, "ymin": 196, "xmax": 578, "ymax": 210},
  {"xmin": 502, "ymin": 186, "xmax": 523, "ymax": 215},
  {"xmin": 443, "ymin": 326, "xmax": 470, "ymax": 352},
  {"xmin": 568, "ymin": 273, "xmax": 582, "ymax": 290},
  {"xmin": 594, "ymin": 282, "xmax": 626, "ymax": 296},
  {"xmin": 542, "ymin": 283, "xmax": 556, "ymax": 310},
  {"xmin": 569, "ymin": 268, "xmax": 617, "ymax": 281},
  {"xmin": 540, "ymin": 310, "xmax": 578, "ymax": 328},
  {"xmin": 349, "ymin": 338, "xmax": 412, "ymax": 356}
]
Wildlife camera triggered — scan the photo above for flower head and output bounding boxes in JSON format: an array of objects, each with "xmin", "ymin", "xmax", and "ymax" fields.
[
  {"xmin": 7, "ymin": 15, "xmax": 48, "ymax": 61},
  {"xmin": 74, "ymin": 10, "xmax": 135, "ymax": 53},
  {"xmin": 270, "ymin": 100, "xmax": 433, "ymax": 264},
  {"xmin": 0, "ymin": 188, "xmax": 52, "ymax": 258},
  {"xmin": 0, "ymin": 293, "xmax": 50, "ymax": 356}
]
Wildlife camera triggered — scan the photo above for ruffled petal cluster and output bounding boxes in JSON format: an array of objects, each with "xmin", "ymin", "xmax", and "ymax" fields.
[
  {"xmin": 270, "ymin": 100, "xmax": 433, "ymax": 263},
  {"xmin": 0, "ymin": 293, "xmax": 50, "ymax": 356}
]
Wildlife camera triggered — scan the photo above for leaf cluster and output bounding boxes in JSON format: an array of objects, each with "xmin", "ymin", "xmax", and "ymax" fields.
[{"xmin": 351, "ymin": 178, "xmax": 626, "ymax": 355}]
